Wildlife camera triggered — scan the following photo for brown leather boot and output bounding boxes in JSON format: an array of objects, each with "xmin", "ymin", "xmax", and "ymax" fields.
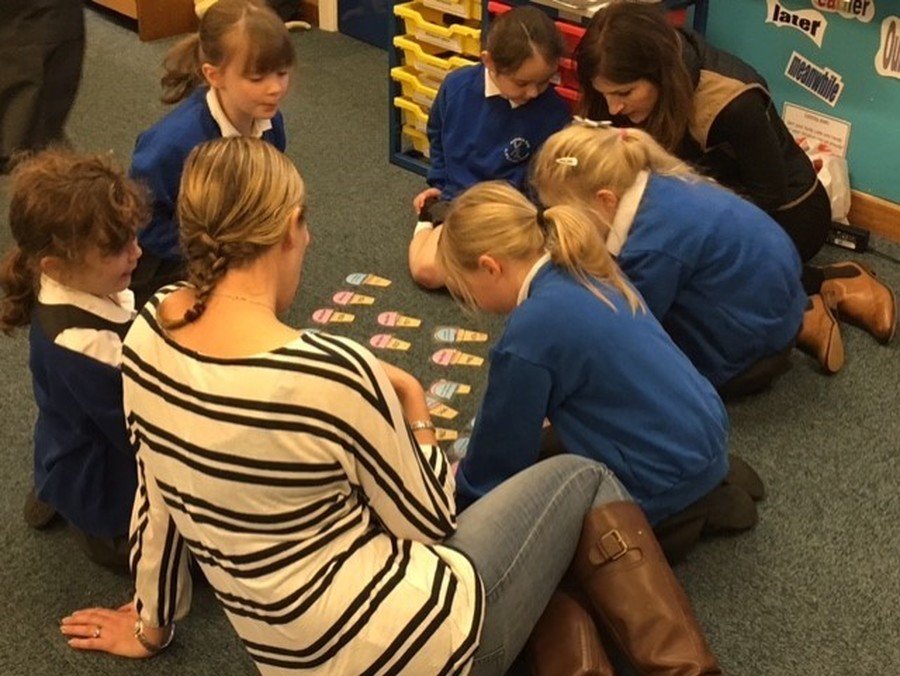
[
  {"xmin": 572, "ymin": 501, "xmax": 722, "ymax": 675},
  {"xmin": 821, "ymin": 262, "xmax": 896, "ymax": 344},
  {"xmin": 529, "ymin": 588, "xmax": 614, "ymax": 676},
  {"xmin": 796, "ymin": 294, "xmax": 844, "ymax": 374}
]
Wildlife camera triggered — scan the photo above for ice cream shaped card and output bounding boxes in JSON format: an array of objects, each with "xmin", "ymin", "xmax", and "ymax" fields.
[
  {"xmin": 333, "ymin": 290, "xmax": 375, "ymax": 305},
  {"xmin": 426, "ymin": 395, "xmax": 458, "ymax": 420},
  {"xmin": 431, "ymin": 348, "xmax": 484, "ymax": 367},
  {"xmin": 429, "ymin": 379, "xmax": 471, "ymax": 400},
  {"xmin": 311, "ymin": 308, "xmax": 355, "ymax": 324},
  {"xmin": 345, "ymin": 273, "xmax": 392, "ymax": 287},
  {"xmin": 369, "ymin": 333, "xmax": 411, "ymax": 351},
  {"xmin": 377, "ymin": 311, "xmax": 422, "ymax": 328},
  {"xmin": 433, "ymin": 326, "xmax": 489, "ymax": 343}
]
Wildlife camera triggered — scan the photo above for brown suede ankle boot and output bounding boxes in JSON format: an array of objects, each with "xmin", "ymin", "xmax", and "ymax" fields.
[
  {"xmin": 529, "ymin": 588, "xmax": 614, "ymax": 676},
  {"xmin": 820, "ymin": 261, "xmax": 896, "ymax": 344},
  {"xmin": 572, "ymin": 501, "xmax": 722, "ymax": 675},
  {"xmin": 796, "ymin": 294, "xmax": 844, "ymax": 374}
]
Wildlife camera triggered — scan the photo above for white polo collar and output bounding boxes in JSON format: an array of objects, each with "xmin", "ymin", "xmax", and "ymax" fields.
[
  {"xmin": 516, "ymin": 253, "xmax": 552, "ymax": 306},
  {"xmin": 606, "ymin": 170, "xmax": 650, "ymax": 256},
  {"xmin": 484, "ymin": 68, "xmax": 521, "ymax": 109},
  {"xmin": 206, "ymin": 88, "xmax": 273, "ymax": 138}
]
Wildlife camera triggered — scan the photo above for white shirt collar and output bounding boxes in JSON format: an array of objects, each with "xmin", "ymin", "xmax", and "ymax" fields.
[
  {"xmin": 205, "ymin": 88, "xmax": 273, "ymax": 138},
  {"xmin": 606, "ymin": 170, "xmax": 650, "ymax": 257},
  {"xmin": 38, "ymin": 274, "xmax": 136, "ymax": 323},
  {"xmin": 484, "ymin": 68, "xmax": 522, "ymax": 109},
  {"xmin": 516, "ymin": 253, "xmax": 552, "ymax": 306}
]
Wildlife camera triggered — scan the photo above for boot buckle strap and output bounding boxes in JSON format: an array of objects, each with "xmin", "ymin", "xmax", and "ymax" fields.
[{"xmin": 589, "ymin": 528, "xmax": 628, "ymax": 565}]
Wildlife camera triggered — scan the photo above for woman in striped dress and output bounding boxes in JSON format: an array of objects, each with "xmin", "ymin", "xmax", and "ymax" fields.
[{"xmin": 60, "ymin": 137, "xmax": 720, "ymax": 675}]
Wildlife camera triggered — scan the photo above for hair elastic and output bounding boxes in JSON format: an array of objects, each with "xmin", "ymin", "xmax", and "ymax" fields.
[
  {"xmin": 536, "ymin": 208, "xmax": 549, "ymax": 232},
  {"xmin": 573, "ymin": 115, "xmax": 613, "ymax": 129}
]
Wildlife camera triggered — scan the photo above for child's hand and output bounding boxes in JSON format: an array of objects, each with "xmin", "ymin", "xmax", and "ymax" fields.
[{"xmin": 413, "ymin": 187, "xmax": 442, "ymax": 214}]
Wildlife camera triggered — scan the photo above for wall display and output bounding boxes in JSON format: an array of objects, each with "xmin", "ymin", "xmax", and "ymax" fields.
[
  {"xmin": 768, "ymin": 0, "xmax": 828, "ymax": 46},
  {"xmin": 783, "ymin": 102, "xmax": 851, "ymax": 156},
  {"xmin": 811, "ymin": 0, "xmax": 876, "ymax": 23},
  {"xmin": 785, "ymin": 50, "xmax": 845, "ymax": 105},
  {"xmin": 874, "ymin": 14, "xmax": 900, "ymax": 79}
]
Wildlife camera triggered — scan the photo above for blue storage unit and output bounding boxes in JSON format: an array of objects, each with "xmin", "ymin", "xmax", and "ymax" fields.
[{"xmin": 340, "ymin": 0, "xmax": 393, "ymax": 48}]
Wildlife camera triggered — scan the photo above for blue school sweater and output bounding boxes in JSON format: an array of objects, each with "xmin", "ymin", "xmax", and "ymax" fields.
[
  {"xmin": 456, "ymin": 262, "xmax": 729, "ymax": 525},
  {"xmin": 131, "ymin": 87, "xmax": 287, "ymax": 260},
  {"xmin": 618, "ymin": 174, "xmax": 806, "ymax": 387},
  {"xmin": 426, "ymin": 64, "xmax": 570, "ymax": 200}
]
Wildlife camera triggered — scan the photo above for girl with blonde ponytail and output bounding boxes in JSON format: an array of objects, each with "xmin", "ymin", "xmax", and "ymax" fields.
[
  {"xmin": 439, "ymin": 181, "xmax": 749, "ymax": 562},
  {"xmin": 533, "ymin": 122, "xmax": 815, "ymax": 390}
]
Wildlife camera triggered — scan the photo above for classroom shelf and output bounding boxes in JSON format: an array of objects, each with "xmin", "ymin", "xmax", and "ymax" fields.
[{"xmin": 388, "ymin": 0, "xmax": 709, "ymax": 176}]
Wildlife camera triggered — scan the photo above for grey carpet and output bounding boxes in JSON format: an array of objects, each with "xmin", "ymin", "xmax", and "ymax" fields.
[{"xmin": 1, "ymin": 7, "xmax": 899, "ymax": 675}]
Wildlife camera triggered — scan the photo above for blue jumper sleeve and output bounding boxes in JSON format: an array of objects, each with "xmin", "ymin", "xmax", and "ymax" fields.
[
  {"xmin": 455, "ymin": 349, "xmax": 552, "ymax": 510},
  {"xmin": 425, "ymin": 83, "xmax": 447, "ymax": 192}
]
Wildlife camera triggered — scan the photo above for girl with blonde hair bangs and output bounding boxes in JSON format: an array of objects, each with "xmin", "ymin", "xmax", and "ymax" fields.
[
  {"xmin": 532, "ymin": 124, "xmax": 829, "ymax": 397},
  {"xmin": 438, "ymin": 180, "xmax": 755, "ymax": 569}
]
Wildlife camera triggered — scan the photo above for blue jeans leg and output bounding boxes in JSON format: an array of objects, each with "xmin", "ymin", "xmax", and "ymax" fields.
[{"xmin": 445, "ymin": 455, "xmax": 631, "ymax": 676}]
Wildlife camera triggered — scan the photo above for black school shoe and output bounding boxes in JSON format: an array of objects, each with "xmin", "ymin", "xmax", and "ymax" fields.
[{"xmin": 23, "ymin": 487, "xmax": 59, "ymax": 529}]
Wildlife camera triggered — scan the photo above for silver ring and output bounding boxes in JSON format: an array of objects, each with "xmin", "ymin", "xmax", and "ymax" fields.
[{"xmin": 93, "ymin": 626, "xmax": 101, "ymax": 639}]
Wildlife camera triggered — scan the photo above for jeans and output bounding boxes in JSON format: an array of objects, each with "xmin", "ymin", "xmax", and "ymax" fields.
[{"xmin": 444, "ymin": 455, "xmax": 631, "ymax": 676}]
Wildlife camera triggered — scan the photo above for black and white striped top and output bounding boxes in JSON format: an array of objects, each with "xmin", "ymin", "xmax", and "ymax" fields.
[{"xmin": 123, "ymin": 292, "xmax": 485, "ymax": 674}]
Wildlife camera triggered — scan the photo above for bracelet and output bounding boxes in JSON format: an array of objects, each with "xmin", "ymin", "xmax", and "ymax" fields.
[
  {"xmin": 134, "ymin": 619, "xmax": 175, "ymax": 654},
  {"xmin": 409, "ymin": 419, "xmax": 435, "ymax": 431}
]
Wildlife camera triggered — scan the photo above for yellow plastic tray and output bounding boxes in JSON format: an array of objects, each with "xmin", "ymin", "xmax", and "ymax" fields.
[
  {"xmin": 394, "ymin": 2, "xmax": 481, "ymax": 57},
  {"xmin": 393, "ymin": 35, "xmax": 477, "ymax": 84}
]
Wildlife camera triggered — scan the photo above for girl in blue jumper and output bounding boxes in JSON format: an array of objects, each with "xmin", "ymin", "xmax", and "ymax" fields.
[
  {"xmin": 0, "ymin": 149, "xmax": 147, "ymax": 570},
  {"xmin": 532, "ymin": 123, "xmax": 809, "ymax": 398},
  {"xmin": 408, "ymin": 6, "xmax": 571, "ymax": 289},
  {"xmin": 438, "ymin": 181, "xmax": 760, "ymax": 561},
  {"xmin": 129, "ymin": 0, "xmax": 294, "ymax": 308}
]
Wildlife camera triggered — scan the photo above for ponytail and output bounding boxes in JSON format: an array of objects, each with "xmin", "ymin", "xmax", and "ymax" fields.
[
  {"xmin": 438, "ymin": 181, "xmax": 643, "ymax": 314},
  {"xmin": 161, "ymin": 35, "xmax": 205, "ymax": 104},
  {"xmin": 0, "ymin": 248, "xmax": 38, "ymax": 333}
]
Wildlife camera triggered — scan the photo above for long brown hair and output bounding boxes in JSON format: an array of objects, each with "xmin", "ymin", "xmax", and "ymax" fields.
[
  {"xmin": 0, "ymin": 149, "xmax": 149, "ymax": 332},
  {"xmin": 437, "ymin": 181, "xmax": 642, "ymax": 314},
  {"xmin": 485, "ymin": 6, "xmax": 565, "ymax": 74},
  {"xmin": 161, "ymin": 0, "xmax": 295, "ymax": 104},
  {"xmin": 575, "ymin": 1, "xmax": 693, "ymax": 152}
]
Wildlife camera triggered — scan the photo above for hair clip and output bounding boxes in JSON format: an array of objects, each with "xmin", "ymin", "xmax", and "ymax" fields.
[
  {"xmin": 555, "ymin": 157, "xmax": 579, "ymax": 167},
  {"xmin": 573, "ymin": 116, "xmax": 613, "ymax": 128}
]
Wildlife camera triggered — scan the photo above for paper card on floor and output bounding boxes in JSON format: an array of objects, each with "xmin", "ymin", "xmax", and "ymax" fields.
[
  {"xmin": 346, "ymin": 273, "xmax": 392, "ymax": 287},
  {"xmin": 431, "ymin": 348, "xmax": 484, "ymax": 367},
  {"xmin": 311, "ymin": 308, "xmax": 355, "ymax": 324},
  {"xmin": 378, "ymin": 311, "xmax": 422, "ymax": 328},
  {"xmin": 333, "ymin": 290, "xmax": 375, "ymax": 305},
  {"xmin": 369, "ymin": 333, "xmax": 411, "ymax": 351},
  {"xmin": 426, "ymin": 395, "xmax": 458, "ymax": 420},
  {"xmin": 433, "ymin": 326, "xmax": 489, "ymax": 343},
  {"xmin": 446, "ymin": 436, "xmax": 470, "ymax": 463},
  {"xmin": 436, "ymin": 428, "xmax": 458, "ymax": 442},
  {"xmin": 429, "ymin": 379, "xmax": 471, "ymax": 400}
]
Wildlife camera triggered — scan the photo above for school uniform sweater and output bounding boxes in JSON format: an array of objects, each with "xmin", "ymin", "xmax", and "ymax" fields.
[
  {"xmin": 130, "ymin": 87, "xmax": 287, "ymax": 260},
  {"xmin": 426, "ymin": 65, "xmax": 570, "ymax": 200},
  {"xmin": 29, "ymin": 276, "xmax": 137, "ymax": 538},
  {"xmin": 124, "ymin": 289, "xmax": 484, "ymax": 674},
  {"xmin": 611, "ymin": 173, "xmax": 807, "ymax": 387},
  {"xmin": 456, "ymin": 262, "xmax": 729, "ymax": 525}
]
